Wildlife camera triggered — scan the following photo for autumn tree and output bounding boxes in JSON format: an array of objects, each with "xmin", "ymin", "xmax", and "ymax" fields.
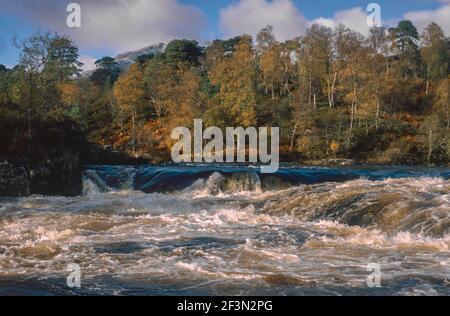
[
  {"xmin": 332, "ymin": 26, "xmax": 366, "ymax": 147},
  {"xmin": 300, "ymin": 24, "xmax": 334, "ymax": 109},
  {"xmin": 59, "ymin": 79, "xmax": 97, "ymax": 129},
  {"xmin": 204, "ymin": 37, "xmax": 242, "ymax": 72},
  {"xmin": 433, "ymin": 77, "xmax": 449, "ymax": 130},
  {"xmin": 208, "ymin": 36, "xmax": 257, "ymax": 127},
  {"xmin": 257, "ymin": 26, "xmax": 282, "ymax": 99},
  {"xmin": 421, "ymin": 23, "xmax": 449, "ymax": 94},
  {"xmin": 113, "ymin": 64, "xmax": 145, "ymax": 156}
]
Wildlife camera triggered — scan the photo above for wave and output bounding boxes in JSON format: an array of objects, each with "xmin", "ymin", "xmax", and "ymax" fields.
[
  {"xmin": 80, "ymin": 166, "xmax": 450, "ymax": 237},
  {"xmin": 264, "ymin": 177, "xmax": 450, "ymax": 237},
  {"xmin": 82, "ymin": 165, "xmax": 450, "ymax": 195}
]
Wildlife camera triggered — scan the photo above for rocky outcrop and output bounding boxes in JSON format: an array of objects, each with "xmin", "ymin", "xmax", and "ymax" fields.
[
  {"xmin": 0, "ymin": 119, "xmax": 146, "ymax": 197},
  {"xmin": 0, "ymin": 119, "xmax": 86, "ymax": 197},
  {"xmin": 0, "ymin": 161, "xmax": 30, "ymax": 197}
]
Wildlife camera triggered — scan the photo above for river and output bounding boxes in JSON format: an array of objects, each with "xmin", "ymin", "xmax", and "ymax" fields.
[{"xmin": 0, "ymin": 165, "xmax": 449, "ymax": 295}]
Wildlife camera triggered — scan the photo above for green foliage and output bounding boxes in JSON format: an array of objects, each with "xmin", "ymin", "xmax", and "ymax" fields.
[
  {"xmin": 422, "ymin": 23, "xmax": 449, "ymax": 81},
  {"xmin": 135, "ymin": 53, "xmax": 155, "ymax": 66},
  {"xmin": 389, "ymin": 20, "xmax": 423, "ymax": 78},
  {"xmin": 90, "ymin": 56, "xmax": 121, "ymax": 86},
  {"xmin": 65, "ymin": 105, "xmax": 83, "ymax": 124},
  {"xmin": 164, "ymin": 39, "xmax": 203, "ymax": 66},
  {"xmin": 47, "ymin": 36, "xmax": 82, "ymax": 80},
  {"xmin": 9, "ymin": 31, "xmax": 83, "ymax": 124}
]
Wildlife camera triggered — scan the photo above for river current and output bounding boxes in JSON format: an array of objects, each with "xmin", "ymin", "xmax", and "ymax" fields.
[{"xmin": 0, "ymin": 165, "xmax": 449, "ymax": 295}]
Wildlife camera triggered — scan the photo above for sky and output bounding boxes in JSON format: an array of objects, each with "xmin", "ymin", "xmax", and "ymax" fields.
[{"xmin": 0, "ymin": 0, "xmax": 449, "ymax": 71}]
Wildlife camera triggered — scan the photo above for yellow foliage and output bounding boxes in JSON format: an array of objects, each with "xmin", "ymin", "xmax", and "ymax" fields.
[
  {"xmin": 209, "ymin": 37, "xmax": 257, "ymax": 127},
  {"xmin": 330, "ymin": 140, "xmax": 340, "ymax": 155}
]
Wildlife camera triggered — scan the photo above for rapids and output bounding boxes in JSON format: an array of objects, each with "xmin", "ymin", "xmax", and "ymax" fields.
[{"xmin": 0, "ymin": 165, "xmax": 449, "ymax": 295}]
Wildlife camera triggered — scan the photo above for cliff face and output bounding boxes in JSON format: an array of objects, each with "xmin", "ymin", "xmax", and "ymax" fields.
[{"xmin": 0, "ymin": 119, "xmax": 145, "ymax": 197}]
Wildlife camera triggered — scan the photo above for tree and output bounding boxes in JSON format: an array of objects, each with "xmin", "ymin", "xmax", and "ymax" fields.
[
  {"xmin": 256, "ymin": 25, "xmax": 277, "ymax": 54},
  {"xmin": 208, "ymin": 36, "xmax": 257, "ymax": 127},
  {"xmin": 47, "ymin": 36, "xmax": 82, "ymax": 81},
  {"xmin": 0, "ymin": 65, "xmax": 14, "ymax": 114},
  {"xmin": 367, "ymin": 27, "xmax": 391, "ymax": 129},
  {"xmin": 389, "ymin": 20, "xmax": 422, "ymax": 78},
  {"xmin": 164, "ymin": 39, "xmax": 203, "ymax": 66},
  {"xmin": 59, "ymin": 79, "xmax": 97, "ymax": 129},
  {"xmin": 113, "ymin": 64, "xmax": 145, "ymax": 156},
  {"xmin": 300, "ymin": 24, "xmax": 334, "ymax": 109},
  {"xmin": 13, "ymin": 31, "xmax": 82, "ymax": 134},
  {"xmin": 90, "ymin": 56, "xmax": 121, "ymax": 86},
  {"xmin": 204, "ymin": 37, "xmax": 242, "ymax": 71},
  {"xmin": 259, "ymin": 43, "xmax": 283, "ymax": 99},
  {"xmin": 418, "ymin": 114, "xmax": 440, "ymax": 166},
  {"xmin": 421, "ymin": 23, "xmax": 449, "ymax": 94},
  {"xmin": 333, "ymin": 27, "xmax": 366, "ymax": 147},
  {"xmin": 135, "ymin": 53, "xmax": 155, "ymax": 66},
  {"xmin": 145, "ymin": 58, "xmax": 173, "ymax": 125},
  {"xmin": 433, "ymin": 77, "xmax": 449, "ymax": 130}
]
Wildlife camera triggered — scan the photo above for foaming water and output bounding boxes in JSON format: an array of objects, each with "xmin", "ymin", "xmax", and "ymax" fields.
[{"xmin": 0, "ymin": 165, "xmax": 449, "ymax": 296}]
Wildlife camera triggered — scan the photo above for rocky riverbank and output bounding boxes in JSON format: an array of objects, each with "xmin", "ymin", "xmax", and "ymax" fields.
[{"xmin": 0, "ymin": 119, "xmax": 146, "ymax": 197}]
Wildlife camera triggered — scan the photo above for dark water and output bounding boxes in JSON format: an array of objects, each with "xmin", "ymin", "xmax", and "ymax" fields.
[{"xmin": 0, "ymin": 165, "xmax": 449, "ymax": 296}]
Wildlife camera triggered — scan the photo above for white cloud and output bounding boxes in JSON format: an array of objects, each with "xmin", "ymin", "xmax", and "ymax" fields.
[
  {"xmin": 0, "ymin": 0, "xmax": 207, "ymax": 53},
  {"xmin": 77, "ymin": 0, "xmax": 207, "ymax": 51},
  {"xmin": 79, "ymin": 55, "xmax": 97, "ymax": 72},
  {"xmin": 312, "ymin": 2, "xmax": 450, "ymax": 37},
  {"xmin": 312, "ymin": 7, "xmax": 371, "ymax": 36},
  {"xmin": 219, "ymin": 1, "xmax": 377, "ymax": 40},
  {"xmin": 219, "ymin": 0, "xmax": 309, "ymax": 41},
  {"xmin": 403, "ymin": 3, "xmax": 450, "ymax": 35}
]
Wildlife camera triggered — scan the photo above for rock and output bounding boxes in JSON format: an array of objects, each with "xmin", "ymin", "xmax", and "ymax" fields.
[
  {"xmin": 0, "ymin": 118, "xmax": 146, "ymax": 197},
  {"xmin": 0, "ymin": 161, "xmax": 30, "ymax": 197}
]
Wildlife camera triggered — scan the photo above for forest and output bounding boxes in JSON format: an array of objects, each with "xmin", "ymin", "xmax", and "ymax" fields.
[{"xmin": 1, "ymin": 20, "xmax": 449, "ymax": 166}]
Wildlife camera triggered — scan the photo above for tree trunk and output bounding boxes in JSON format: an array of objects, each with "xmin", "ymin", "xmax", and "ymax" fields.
[
  {"xmin": 290, "ymin": 121, "xmax": 299, "ymax": 151},
  {"xmin": 427, "ymin": 128, "xmax": 433, "ymax": 166},
  {"xmin": 347, "ymin": 87, "xmax": 357, "ymax": 147},
  {"xmin": 328, "ymin": 71, "xmax": 337, "ymax": 108},
  {"xmin": 308, "ymin": 73, "xmax": 312, "ymax": 107}
]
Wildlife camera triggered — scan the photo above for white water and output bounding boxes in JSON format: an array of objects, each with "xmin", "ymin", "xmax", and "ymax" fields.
[{"xmin": 0, "ymin": 167, "xmax": 449, "ymax": 295}]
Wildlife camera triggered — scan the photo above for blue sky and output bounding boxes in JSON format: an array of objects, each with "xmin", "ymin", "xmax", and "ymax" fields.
[{"xmin": 0, "ymin": 0, "xmax": 448, "ymax": 69}]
